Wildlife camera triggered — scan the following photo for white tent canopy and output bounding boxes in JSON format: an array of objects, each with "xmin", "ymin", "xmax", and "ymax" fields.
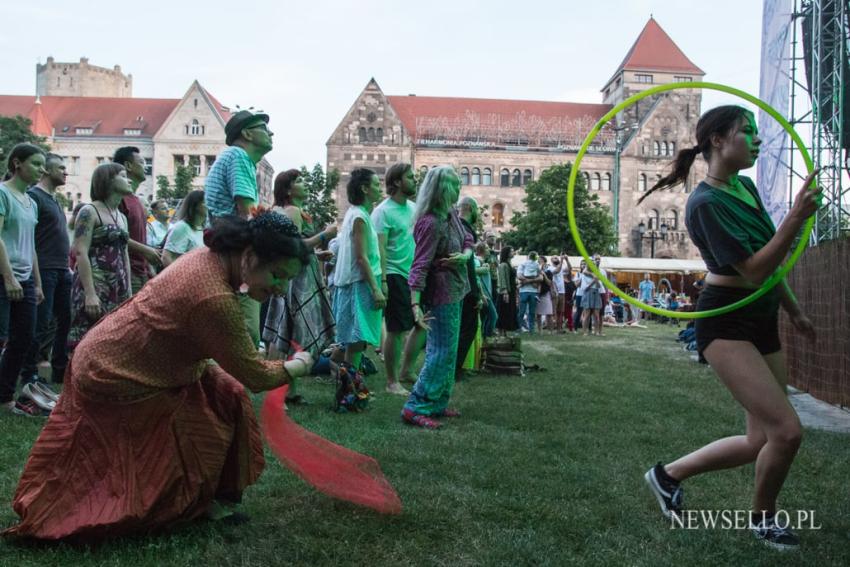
[{"xmin": 513, "ymin": 255, "xmax": 707, "ymax": 274}]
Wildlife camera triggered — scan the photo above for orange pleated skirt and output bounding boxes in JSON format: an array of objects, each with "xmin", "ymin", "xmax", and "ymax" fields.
[{"xmin": 3, "ymin": 363, "xmax": 264, "ymax": 542}]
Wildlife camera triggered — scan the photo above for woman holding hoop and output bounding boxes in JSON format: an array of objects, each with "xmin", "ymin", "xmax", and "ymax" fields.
[{"xmin": 639, "ymin": 105, "xmax": 820, "ymax": 550}]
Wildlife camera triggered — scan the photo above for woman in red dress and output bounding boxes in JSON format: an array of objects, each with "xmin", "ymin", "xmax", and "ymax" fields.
[{"xmin": 4, "ymin": 212, "xmax": 314, "ymax": 541}]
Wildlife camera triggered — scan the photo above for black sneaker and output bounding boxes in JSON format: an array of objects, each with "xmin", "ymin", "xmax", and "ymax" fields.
[
  {"xmin": 644, "ymin": 462, "xmax": 684, "ymax": 519},
  {"xmin": 751, "ymin": 513, "xmax": 800, "ymax": 551}
]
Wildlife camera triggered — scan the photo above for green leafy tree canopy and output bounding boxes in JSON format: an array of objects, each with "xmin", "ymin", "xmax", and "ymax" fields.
[
  {"xmin": 0, "ymin": 115, "xmax": 51, "ymax": 179},
  {"xmin": 501, "ymin": 163, "xmax": 618, "ymax": 256},
  {"xmin": 300, "ymin": 163, "xmax": 339, "ymax": 228},
  {"xmin": 155, "ymin": 164, "xmax": 197, "ymax": 204}
]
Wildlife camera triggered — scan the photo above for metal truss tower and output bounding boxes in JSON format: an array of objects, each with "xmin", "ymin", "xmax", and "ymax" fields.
[{"xmin": 789, "ymin": 0, "xmax": 849, "ymax": 242}]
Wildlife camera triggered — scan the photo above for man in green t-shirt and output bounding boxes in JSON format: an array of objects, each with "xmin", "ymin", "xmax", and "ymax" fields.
[{"xmin": 371, "ymin": 163, "xmax": 418, "ymax": 395}]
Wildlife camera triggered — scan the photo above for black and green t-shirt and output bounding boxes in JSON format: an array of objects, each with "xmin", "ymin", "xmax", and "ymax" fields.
[{"xmin": 685, "ymin": 176, "xmax": 776, "ymax": 276}]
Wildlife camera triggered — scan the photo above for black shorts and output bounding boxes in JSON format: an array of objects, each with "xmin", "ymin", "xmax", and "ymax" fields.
[
  {"xmin": 695, "ymin": 285, "xmax": 781, "ymax": 356},
  {"xmin": 385, "ymin": 274, "xmax": 414, "ymax": 333}
]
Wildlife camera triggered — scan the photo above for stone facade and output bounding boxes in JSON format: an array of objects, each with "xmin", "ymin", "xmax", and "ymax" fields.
[
  {"xmin": 36, "ymin": 57, "xmax": 132, "ymax": 98},
  {"xmin": 326, "ymin": 19, "xmax": 708, "ymax": 259}
]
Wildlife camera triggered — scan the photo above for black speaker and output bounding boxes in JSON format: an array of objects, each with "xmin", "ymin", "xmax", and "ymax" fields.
[{"xmin": 801, "ymin": 0, "xmax": 850, "ymax": 150}]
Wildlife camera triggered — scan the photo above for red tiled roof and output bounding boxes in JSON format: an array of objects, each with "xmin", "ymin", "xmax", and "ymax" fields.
[
  {"xmin": 616, "ymin": 18, "xmax": 704, "ymax": 75},
  {"xmin": 386, "ymin": 95, "xmax": 613, "ymax": 144},
  {"xmin": 0, "ymin": 85, "xmax": 231, "ymax": 138},
  {"xmin": 28, "ymin": 99, "xmax": 53, "ymax": 136}
]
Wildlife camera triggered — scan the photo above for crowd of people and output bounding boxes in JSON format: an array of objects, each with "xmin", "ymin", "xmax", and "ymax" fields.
[{"xmin": 0, "ymin": 103, "xmax": 822, "ymax": 549}]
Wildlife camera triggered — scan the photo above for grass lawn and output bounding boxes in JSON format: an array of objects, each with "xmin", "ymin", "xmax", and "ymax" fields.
[{"xmin": 1, "ymin": 324, "xmax": 847, "ymax": 566}]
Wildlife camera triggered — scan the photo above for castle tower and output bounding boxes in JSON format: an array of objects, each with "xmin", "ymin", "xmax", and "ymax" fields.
[{"xmin": 36, "ymin": 57, "xmax": 133, "ymax": 98}]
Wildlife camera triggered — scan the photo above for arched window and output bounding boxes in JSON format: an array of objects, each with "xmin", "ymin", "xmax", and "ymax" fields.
[
  {"xmin": 367, "ymin": 127, "xmax": 375, "ymax": 142},
  {"xmin": 190, "ymin": 120, "xmax": 200, "ymax": 135},
  {"xmin": 482, "ymin": 168, "xmax": 492, "ymax": 185},
  {"xmin": 376, "ymin": 128, "xmax": 383, "ymax": 143},
  {"xmin": 511, "ymin": 169, "xmax": 521, "ymax": 187},
  {"xmin": 602, "ymin": 172, "xmax": 611, "ymax": 191},
  {"xmin": 669, "ymin": 141, "xmax": 676, "ymax": 155},
  {"xmin": 471, "ymin": 167, "xmax": 481, "ymax": 185},
  {"xmin": 667, "ymin": 209, "xmax": 679, "ymax": 230},
  {"xmin": 662, "ymin": 141, "xmax": 669, "ymax": 156},
  {"xmin": 359, "ymin": 127, "xmax": 367, "ymax": 142},
  {"xmin": 460, "ymin": 167, "xmax": 470, "ymax": 186},
  {"xmin": 653, "ymin": 141, "xmax": 661, "ymax": 156},
  {"xmin": 649, "ymin": 209, "xmax": 660, "ymax": 230},
  {"xmin": 591, "ymin": 173, "xmax": 601, "ymax": 191},
  {"xmin": 522, "ymin": 169, "xmax": 533, "ymax": 185},
  {"xmin": 581, "ymin": 171, "xmax": 590, "ymax": 188},
  {"xmin": 492, "ymin": 203, "xmax": 505, "ymax": 227},
  {"xmin": 500, "ymin": 168, "xmax": 510, "ymax": 187},
  {"xmin": 638, "ymin": 173, "xmax": 647, "ymax": 193}
]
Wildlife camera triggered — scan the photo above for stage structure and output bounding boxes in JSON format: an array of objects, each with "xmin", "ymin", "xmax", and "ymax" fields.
[{"xmin": 789, "ymin": 0, "xmax": 849, "ymax": 243}]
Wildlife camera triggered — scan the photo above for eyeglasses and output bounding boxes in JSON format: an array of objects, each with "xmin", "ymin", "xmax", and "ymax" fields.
[{"xmin": 246, "ymin": 123, "xmax": 271, "ymax": 133}]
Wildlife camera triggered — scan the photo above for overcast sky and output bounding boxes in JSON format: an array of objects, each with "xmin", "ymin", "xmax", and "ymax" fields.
[{"xmin": 1, "ymin": 0, "xmax": 763, "ymax": 172}]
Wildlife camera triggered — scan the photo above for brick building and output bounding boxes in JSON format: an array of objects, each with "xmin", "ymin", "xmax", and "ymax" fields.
[{"xmin": 327, "ymin": 18, "xmax": 708, "ymax": 258}]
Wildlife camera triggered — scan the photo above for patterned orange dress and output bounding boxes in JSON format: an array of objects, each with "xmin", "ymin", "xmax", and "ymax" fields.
[{"xmin": 4, "ymin": 248, "xmax": 288, "ymax": 541}]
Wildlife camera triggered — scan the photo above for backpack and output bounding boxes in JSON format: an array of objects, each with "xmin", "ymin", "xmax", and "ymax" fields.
[{"xmin": 334, "ymin": 361, "xmax": 370, "ymax": 412}]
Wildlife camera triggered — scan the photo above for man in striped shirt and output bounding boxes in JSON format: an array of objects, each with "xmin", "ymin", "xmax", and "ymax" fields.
[{"xmin": 204, "ymin": 110, "xmax": 274, "ymax": 220}]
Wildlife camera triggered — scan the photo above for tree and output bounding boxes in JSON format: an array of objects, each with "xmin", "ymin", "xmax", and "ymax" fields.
[
  {"xmin": 0, "ymin": 115, "xmax": 51, "ymax": 179},
  {"xmin": 300, "ymin": 163, "xmax": 339, "ymax": 228},
  {"xmin": 155, "ymin": 164, "xmax": 197, "ymax": 203},
  {"xmin": 501, "ymin": 163, "xmax": 618, "ymax": 256}
]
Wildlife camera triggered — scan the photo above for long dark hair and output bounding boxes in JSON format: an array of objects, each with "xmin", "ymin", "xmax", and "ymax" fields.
[
  {"xmin": 205, "ymin": 211, "xmax": 310, "ymax": 266},
  {"xmin": 174, "ymin": 190, "xmax": 206, "ymax": 228},
  {"xmin": 637, "ymin": 105, "xmax": 752, "ymax": 205},
  {"xmin": 3, "ymin": 143, "xmax": 45, "ymax": 181},
  {"xmin": 499, "ymin": 245, "xmax": 513, "ymax": 264}
]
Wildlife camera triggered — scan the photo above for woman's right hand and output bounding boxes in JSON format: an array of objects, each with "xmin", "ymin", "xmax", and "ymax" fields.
[
  {"xmin": 789, "ymin": 169, "xmax": 822, "ymax": 222},
  {"xmin": 84, "ymin": 294, "xmax": 102, "ymax": 321},
  {"xmin": 413, "ymin": 305, "xmax": 432, "ymax": 331},
  {"xmin": 4, "ymin": 277, "xmax": 23, "ymax": 301},
  {"xmin": 372, "ymin": 288, "xmax": 387, "ymax": 309}
]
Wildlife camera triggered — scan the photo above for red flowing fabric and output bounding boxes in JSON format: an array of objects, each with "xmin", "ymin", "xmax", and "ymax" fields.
[{"xmin": 261, "ymin": 385, "xmax": 402, "ymax": 514}]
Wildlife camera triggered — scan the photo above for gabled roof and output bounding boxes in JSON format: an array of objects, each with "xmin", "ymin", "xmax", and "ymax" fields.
[
  {"xmin": 385, "ymin": 95, "xmax": 613, "ymax": 144},
  {"xmin": 0, "ymin": 82, "xmax": 231, "ymax": 138},
  {"xmin": 615, "ymin": 17, "xmax": 704, "ymax": 76}
]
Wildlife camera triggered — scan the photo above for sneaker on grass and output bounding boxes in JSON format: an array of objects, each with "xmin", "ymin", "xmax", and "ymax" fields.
[
  {"xmin": 22, "ymin": 383, "xmax": 56, "ymax": 411},
  {"xmin": 13, "ymin": 397, "xmax": 50, "ymax": 417},
  {"xmin": 644, "ymin": 462, "xmax": 683, "ymax": 519},
  {"xmin": 751, "ymin": 513, "xmax": 800, "ymax": 551},
  {"xmin": 401, "ymin": 408, "xmax": 441, "ymax": 430}
]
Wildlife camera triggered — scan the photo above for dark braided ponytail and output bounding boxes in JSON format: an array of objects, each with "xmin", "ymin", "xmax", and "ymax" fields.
[{"xmin": 636, "ymin": 105, "xmax": 752, "ymax": 205}]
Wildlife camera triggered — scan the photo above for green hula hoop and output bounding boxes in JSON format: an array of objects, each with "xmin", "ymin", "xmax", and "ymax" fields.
[{"xmin": 567, "ymin": 81, "xmax": 816, "ymax": 319}]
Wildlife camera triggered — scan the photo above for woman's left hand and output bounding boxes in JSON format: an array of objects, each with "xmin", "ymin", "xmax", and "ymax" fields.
[
  {"xmin": 790, "ymin": 313, "xmax": 816, "ymax": 342},
  {"xmin": 34, "ymin": 286, "xmax": 45, "ymax": 305},
  {"xmin": 437, "ymin": 252, "xmax": 468, "ymax": 268}
]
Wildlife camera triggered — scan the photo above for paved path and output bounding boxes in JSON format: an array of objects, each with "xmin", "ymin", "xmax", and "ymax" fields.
[{"xmin": 788, "ymin": 387, "xmax": 850, "ymax": 434}]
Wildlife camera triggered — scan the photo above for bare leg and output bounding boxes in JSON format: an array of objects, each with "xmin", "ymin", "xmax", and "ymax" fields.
[
  {"xmin": 344, "ymin": 341, "xmax": 366, "ymax": 370},
  {"xmin": 383, "ymin": 331, "xmax": 403, "ymax": 387},
  {"xmin": 665, "ymin": 342, "xmax": 801, "ymax": 514},
  {"xmin": 399, "ymin": 326, "xmax": 426, "ymax": 381}
]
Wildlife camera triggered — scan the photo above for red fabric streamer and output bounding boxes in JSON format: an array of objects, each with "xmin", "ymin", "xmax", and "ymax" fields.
[{"xmin": 261, "ymin": 384, "xmax": 402, "ymax": 514}]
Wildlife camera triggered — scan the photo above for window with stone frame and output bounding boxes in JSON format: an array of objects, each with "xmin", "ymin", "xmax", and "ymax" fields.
[
  {"xmin": 482, "ymin": 168, "xmax": 492, "ymax": 186},
  {"xmin": 359, "ymin": 127, "xmax": 367, "ymax": 143},
  {"xmin": 189, "ymin": 156, "xmax": 201, "ymax": 176},
  {"xmin": 653, "ymin": 141, "xmax": 661, "ymax": 156},
  {"xmin": 471, "ymin": 167, "xmax": 481, "ymax": 185},
  {"xmin": 511, "ymin": 169, "xmax": 521, "ymax": 187},
  {"xmin": 602, "ymin": 172, "xmax": 611, "ymax": 191},
  {"xmin": 500, "ymin": 168, "xmax": 510, "ymax": 187},
  {"xmin": 460, "ymin": 167, "xmax": 470, "ymax": 185},
  {"xmin": 522, "ymin": 169, "xmax": 533, "ymax": 185},
  {"xmin": 376, "ymin": 128, "xmax": 383, "ymax": 143},
  {"xmin": 590, "ymin": 173, "xmax": 601, "ymax": 191},
  {"xmin": 190, "ymin": 119, "xmax": 204, "ymax": 136},
  {"xmin": 638, "ymin": 173, "xmax": 647, "ymax": 193},
  {"xmin": 635, "ymin": 73, "xmax": 653, "ymax": 83},
  {"xmin": 367, "ymin": 128, "xmax": 375, "ymax": 142}
]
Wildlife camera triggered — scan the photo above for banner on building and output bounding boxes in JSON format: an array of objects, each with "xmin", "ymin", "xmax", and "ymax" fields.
[{"xmin": 758, "ymin": 0, "xmax": 793, "ymax": 226}]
